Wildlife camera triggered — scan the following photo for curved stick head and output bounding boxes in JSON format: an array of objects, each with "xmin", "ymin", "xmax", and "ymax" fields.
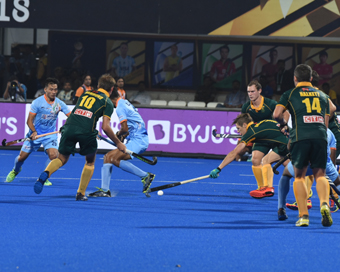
[
  {"xmin": 212, "ymin": 129, "xmax": 217, "ymax": 137},
  {"xmin": 151, "ymin": 156, "xmax": 158, "ymax": 165},
  {"xmin": 273, "ymin": 169, "xmax": 279, "ymax": 175},
  {"xmin": 2, "ymin": 139, "xmax": 6, "ymax": 146}
]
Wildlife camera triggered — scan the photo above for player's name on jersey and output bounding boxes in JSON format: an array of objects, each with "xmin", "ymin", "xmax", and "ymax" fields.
[
  {"xmin": 85, "ymin": 91, "xmax": 104, "ymax": 100},
  {"xmin": 299, "ymin": 91, "xmax": 320, "ymax": 97}
]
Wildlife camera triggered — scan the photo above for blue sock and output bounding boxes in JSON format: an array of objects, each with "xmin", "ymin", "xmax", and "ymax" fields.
[
  {"xmin": 101, "ymin": 163, "xmax": 113, "ymax": 191},
  {"xmin": 45, "ymin": 158, "xmax": 51, "ymax": 169},
  {"xmin": 337, "ymin": 184, "xmax": 340, "ymax": 193},
  {"xmin": 119, "ymin": 160, "xmax": 147, "ymax": 178},
  {"xmin": 14, "ymin": 155, "xmax": 24, "ymax": 173},
  {"xmin": 278, "ymin": 175, "xmax": 291, "ymax": 209}
]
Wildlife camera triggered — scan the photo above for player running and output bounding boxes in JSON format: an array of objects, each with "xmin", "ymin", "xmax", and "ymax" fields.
[
  {"xmin": 34, "ymin": 74, "xmax": 126, "ymax": 201},
  {"xmin": 88, "ymin": 88, "xmax": 155, "ymax": 197},
  {"xmin": 5, "ymin": 78, "xmax": 71, "ymax": 185},
  {"xmin": 209, "ymin": 113, "xmax": 289, "ymax": 194}
]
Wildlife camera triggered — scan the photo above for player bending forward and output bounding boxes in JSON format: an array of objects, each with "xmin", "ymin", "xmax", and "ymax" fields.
[
  {"xmin": 88, "ymin": 89, "xmax": 155, "ymax": 197},
  {"xmin": 34, "ymin": 74, "xmax": 126, "ymax": 200}
]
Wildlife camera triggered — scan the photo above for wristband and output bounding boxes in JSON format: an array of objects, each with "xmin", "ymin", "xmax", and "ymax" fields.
[
  {"xmin": 32, "ymin": 131, "xmax": 36, "ymax": 133},
  {"xmin": 217, "ymin": 167, "xmax": 222, "ymax": 172}
]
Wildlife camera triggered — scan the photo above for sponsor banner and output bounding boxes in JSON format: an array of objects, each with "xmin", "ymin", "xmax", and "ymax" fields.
[
  {"xmin": 1, "ymin": 103, "xmax": 239, "ymax": 155},
  {"xmin": 0, "ymin": 103, "xmax": 26, "ymax": 145}
]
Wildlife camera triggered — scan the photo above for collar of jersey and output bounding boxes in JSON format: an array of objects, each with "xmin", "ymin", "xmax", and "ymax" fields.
[
  {"xmin": 97, "ymin": 88, "xmax": 110, "ymax": 98},
  {"xmin": 251, "ymin": 96, "xmax": 264, "ymax": 111},
  {"xmin": 296, "ymin": 82, "xmax": 313, "ymax": 88},
  {"xmin": 115, "ymin": 97, "xmax": 122, "ymax": 107},
  {"xmin": 44, "ymin": 94, "xmax": 54, "ymax": 105},
  {"xmin": 246, "ymin": 122, "xmax": 254, "ymax": 131}
]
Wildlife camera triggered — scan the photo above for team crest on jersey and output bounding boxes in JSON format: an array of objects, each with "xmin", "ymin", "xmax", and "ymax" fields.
[{"xmin": 51, "ymin": 103, "xmax": 61, "ymax": 114}]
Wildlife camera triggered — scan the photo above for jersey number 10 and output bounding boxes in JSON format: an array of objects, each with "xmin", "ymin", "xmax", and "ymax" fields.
[{"xmin": 79, "ymin": 95, "xmax": 96, "ymax": 109}]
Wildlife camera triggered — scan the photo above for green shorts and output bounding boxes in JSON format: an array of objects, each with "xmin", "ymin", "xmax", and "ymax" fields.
[
  {"xmin": 252, "ymin": 142, "xmax": 288, "ymax": 157},
  {"xmin": 290, "ymin": 139, "xmax": 327, "ymax": 169},
  {"xmin": 58, "ymin": 125, "xmax": 98, "ymax": 156}
]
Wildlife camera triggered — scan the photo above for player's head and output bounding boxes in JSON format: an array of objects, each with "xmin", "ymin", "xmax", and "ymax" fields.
[
  {"xmin": 277, "ymin": 59, "xmax": 285, "ymax": 70},
  {"xmin": 98, "ymin": 74, "xmax": 116, "ymax": 94},
  {"xmin": 44, "ymin": 77, "xmax": 59, "ymax": 101},
  {"xmin": 119, "ymin": 42, "xmax": 129, "ymax": 56},
  {"xmin": 82, "ymin": 74, "xmax": 92, "ymax": 86},
  {"xmin": 109, "ymin": 88, "xmax": 120, "ymax": 105},
  {"xmin": 170, "ymin": 44, "xmax": 178, "ymax": 56},
  {"xmin": 311, "ymin": 70, "xmax": 319, "ymax": 87},
  {"xmin": 269, "ymin": 49, "xmax": 278, "ymax": 62},
  {"xmin": 232, "ymin": 113, "xmax": 253, "ymax": 136},
  {"xmin": 63, "ymin": 79, "xmax": 72, "ymax": 92},
  {"xmin": 294, "ymin": 64, "xmax": 312, "ymax": 84},
  {"xmin": 138, "ymin": 81, "xmax": 146, "ymax": 91},
  {"xmin": 319, "ymin": 51, "xmax": 328, "ymax": 63},
  {"xmin": 232, "ymin": 80, "xmax": 240, "ymax": 90},
  {"xmin": 220, "ymin": 45, "xmax": 230, "ymax": 59},
  {"xmin": 116, "ymin": 77, "xmax": 124, "ymax": 88},
  {"xmin": 247, "ymin": 80, "xmax": 262, "ymax": 101}
]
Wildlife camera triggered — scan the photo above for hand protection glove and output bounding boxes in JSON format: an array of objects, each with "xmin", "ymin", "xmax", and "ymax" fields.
[{"xmin": 209, "ymin": 167, "xmax": 221, "ymax": 179}]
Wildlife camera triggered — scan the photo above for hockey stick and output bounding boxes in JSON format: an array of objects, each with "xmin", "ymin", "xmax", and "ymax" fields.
[
  {"xmin": 329, "ymin": 183, "xmax": 340, "ymax": 210},
  {"xmin": 2, "ymin": 131, "xmax": 59, "ymax": 147},
  {"xmin": 97, "ymin": 134, "xmax": 157, "ymax": 165},
  {"xmin": 272, "ymin": 153, "xmax": 291, "ymax": 175},
  {"xmin": 150, "ymin": 175, "xmax": 210, "ymax": 192},
  {"xmin": 212, "ymin": 129, "xmax": 241, "ymax": 139}
]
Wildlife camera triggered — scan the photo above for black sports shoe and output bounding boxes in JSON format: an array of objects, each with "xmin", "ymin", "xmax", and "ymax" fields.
[
  {"xmin": 278, "ymin": 208, "xmax": 288, "ymax": 221},
  {"xmin": 76, "ymin": 192, "xmax": 88, "ymax": 201},
  {"xmin": 141, "ymin": 173, "xmax": 155, "ymax": 194},
  {"xmin": 88, "ymin": 188, "xmax": 111, "ymax": 197},
  {"xmin": 34, "ymin": 171, "xmax": 49, "ymax": 194}
]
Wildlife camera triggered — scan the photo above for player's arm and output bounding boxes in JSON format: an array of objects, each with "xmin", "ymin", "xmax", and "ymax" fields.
[
  {"xmin": 210, "ymin": 142, "xmax": 246, "ymax": 178},
  {"xmin": 331, "ymin": 148, "xmax": 337, "ymax": 165},
  {"xmin": 116, "ymin": 120, "xmax": 129, "ymax": 141},
  {"xmin": 273, "ymin": 105, "xmax": 289, "ymax": 135},
  {"xmin": 163, "ymin": 57, "xmax": 171, "ymax": 72},
  {"xmin": 102, "ymin": 116, "xmax": 126, "ymax": 153},
  {"xmin": 27, "ymin": 112, "xmax": 38, "ymax": 139}
]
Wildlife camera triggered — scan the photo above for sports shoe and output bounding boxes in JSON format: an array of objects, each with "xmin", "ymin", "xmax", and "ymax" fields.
[
  {"xmin": 34, "ymin": 171, "xmax": 49, "ymax": 194},
  {"xmin": 249, "ymin": 187, "xmax": 274, "ymax": 199},
  {"xmin": 141, "ymin": 173, "xmax": 155, "ymax": 194},
  {"xmin": 5, "ymin": 168, "xmax": 22, "ymax": 183},
  {"xmin": 308, "ymin": 189, "xmax": 313, "ymax": 199},
  {"xmin": 88, "ymin": 188, "xmax": 111, "ymax": 197},
  {"xmin": 44, "ymin": 179, "xmax": 52, "ymax": 186},
  {"xmin": 278, "ymin": 208, "xmax": 288, "ymax": 221},
  {"xmin": 296, "ymin": 215, "xmax": 309, "ymax": 227},
  {"xmin": 76, "ymin": 192, "xmax": 88, "ymax": 201},
  {"xmin": 286, "ymin": 199, "xmax": 312, "ymax": 210},
  {"xmin": 321, "ymin": 202, "xmax": 333, "ymax": 227},
  {"xmin": 330, "ymin": 198, "xmax": 339, "ymax": 213}
]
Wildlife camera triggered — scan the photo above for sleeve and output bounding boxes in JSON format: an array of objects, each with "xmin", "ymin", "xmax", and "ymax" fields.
[
  {"xmin": 326, "ymin": 97, "xmax": 330, "ymax": 116},
  {"xmin": 240, "ymin": 131, "xmax": 255, "ymax": 145},
  {"xmin": 115, "ymin": 102, "xmax": 127, "ymax": 123},
  {"xmin": 60, "ymin": 100, "xmax": 71, "ymax": 115},
  {"xmin": 75, "ymin": 87, "xmax": 84, "ymax": 98},
  {"xmin": 103, "ymin": 98, "xmax": 114, "ymax": 119},
  {"xmin": 277, "ymin": 91, "xmax": 289, "ymax": 109},
  {"xmin": 30, "ymin": 99, "xmax": 39, "ymax": 114}
]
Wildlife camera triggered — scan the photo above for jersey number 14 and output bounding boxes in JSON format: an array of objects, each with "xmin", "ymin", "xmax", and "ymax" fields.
[{"xmin": 302, "ymin": 97, "xmax": 321, "ymax": 113}]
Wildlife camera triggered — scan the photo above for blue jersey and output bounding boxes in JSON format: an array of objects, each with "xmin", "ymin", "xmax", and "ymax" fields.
[
  {"xmin": 29, "ymin": 95, "xmax": 70, "ymax": 136},
  {"xmin": 112, "ymin": 55, "xmax": 135, "ymax": 77},
  {"xmin": 327, "ymin": 128, "xmax": 336, "ymax": 164},
  {"xmin": 116, "ymin": 98, "xmax": 147, "ymax": 138}
]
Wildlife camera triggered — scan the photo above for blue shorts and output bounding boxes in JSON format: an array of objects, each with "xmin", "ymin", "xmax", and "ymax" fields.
[
  {"xmin": 126, "ymin": 134, "xmax": 149, "ymax": 159},
  {"xmin": 287, "ymin": 161, "xmax": 338, "ymax": 182},
  {"xmin": 21, "ymin": 134, "xmax": 58, "ymax": 154}
]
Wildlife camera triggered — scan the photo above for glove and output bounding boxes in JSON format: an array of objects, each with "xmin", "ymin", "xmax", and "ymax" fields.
[{"xmin": 209, "ymin": 168, "xmax": 221, "ymax": 179}]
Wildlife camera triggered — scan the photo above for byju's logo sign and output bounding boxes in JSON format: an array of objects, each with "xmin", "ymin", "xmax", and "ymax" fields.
[{"xmin": 148, "ymin": 120, "xmax": 170, "ymax": 144}]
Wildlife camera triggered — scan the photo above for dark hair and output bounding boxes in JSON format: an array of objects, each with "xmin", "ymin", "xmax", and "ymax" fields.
[
  {"xmin": 116, "ymin": 77, "xmax": 124, "ymax": 83},
  {"xmin": 98, "ymin": 74, "xmax": 115, "ymax": 92},
  {"xmin": 120, "ymin": 42, "xmax": 128, "ymax": 47},
  {"xmin": 8, "ymin": 75, "xmax": 18, "ymax": 82},
  {"xmin": 270, "ymin": 49, "xmax": 278, "ymax": 55},
  {"xmin": 319, "ymin": 51, "xmax": 328, "ymax": 58},
  {"xmin": 220, "ymin": 45, "xmax": 230, "ymax": 52},
  {"xmin": 311, "ymin": 70, "xmax": 319, "ymax": 87},
  {"xmin": 248, "ymin": 80, "xmax": 262, "ymax": 90},
  {"xmin": 322, "ymin": 82, "xmax": 330, "ymax": 88},
  {"xmin": 45, "ymin": 77, "xmax": 59, "ymax": 87},
  {"xmin": 232, "ymin": 113, "xmax": 253, "ymax": 126},
  {"xmin": 138, "ymin": 81, "xmax": 146, "ymax": 86},
  {"xmin": 110, "ymin": 88, "xmax": 120, "ymax": 100},
  {"xmin": 82, "ymin": 74, "xmax": 91, "ymax": 82},
  {"xmin": 294, "ymin": 64, "xmax": 312, "ymax": 82}
]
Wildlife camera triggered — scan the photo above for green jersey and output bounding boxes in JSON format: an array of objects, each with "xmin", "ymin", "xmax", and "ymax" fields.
[
  {"xmin": 240, "ymin": 120, "xmax": 288, "ymax": 146},
  {"xmin": 66, "ymin": 88, "xmax": 114, "ymax": 132},
  {"xmin": 241, "ymin": 96, "xmax": 277, "ymax": 123},
  {"xmin": 278, "ymin": 82, "xmax": 329, "ymax": 143}
]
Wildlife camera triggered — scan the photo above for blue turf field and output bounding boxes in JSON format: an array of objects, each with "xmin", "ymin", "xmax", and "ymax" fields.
[{"xmin": 1, "ymin": 149, "xmax": 340, "ymax": 272}]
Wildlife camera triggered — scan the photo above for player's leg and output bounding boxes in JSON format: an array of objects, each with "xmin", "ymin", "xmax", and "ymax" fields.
[
  {"xmin": 43, "ymin": 145, "xmax": 59, "ymax": 186},
  {"xmin": 277, "ymin": 166, "xmax": 292, "ymax": 220},
  {"xmin": 5, "ymin": 150, "xmax": 30, "ymax": 182},
  {"xmin": 76, "ymin": 152, "xmax": 96, "ymax": 201}
]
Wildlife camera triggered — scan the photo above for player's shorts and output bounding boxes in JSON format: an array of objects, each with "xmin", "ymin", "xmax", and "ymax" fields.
[
  {"xmin": 252, "ymin": 142, "xmax": 288, "ymax": 157},
  {"xmin": 58, "ymin": 125, "xmax": 97, "ymax": 156},
  {"xmin": 290, "ymin": 139, "xmax": 327, "ymax": 169},
  {"xmin": 21, "ymin": 134, "xmax": 58, "ymax": 154},
  {"xmin": 287, "ymin": 160, "xmax": 338, "ymax": 182},
  {"xmin": 126, "ymin": 133, "xmax": 149, "ymax": 159}
]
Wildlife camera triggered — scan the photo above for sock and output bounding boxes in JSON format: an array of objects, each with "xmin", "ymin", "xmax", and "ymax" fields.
[
  {"xmin": 45, "ymin": 158, "xmax": 51, "ymax": 168},
  {"xmin": 262, "ymin": 164, "xmax": 274, "ymax": 187},
  {"xmin": 77, "ymin": 164, "xmax": 95, "ymax": 195},
  {"xmin": 252, "ymin": 165, "xmax": 263, "ymax": 189},
  {"xmin": 14, "ymin": 155, "xmax": 24, "ymax": 173},
  {"xmin": 337, "ymin": 184, "xmax": 340, "ymax": 194},
  {"xmin": 316, "ymin": 176, "xmax": 330, "ymax": 207},
  {"xmin": 278, "ymin": 175, "xmax": 291, "ymax": 209},
  {"xmin": 45, "ymin": 158, "xmax": 63, "ymax": 177},
  {"xmin": 305, "ymin": 175, "xmax": 314, "ymax": 198},
  {"xmin": 101, "ymin": 163, "xmax": 113, "ymax": 192},
  {"xmin": 293, "ymin": 178, "xmax": 309, "ymax": 217},
  {"xmin": 119, "ymin": 160, "xmax": 147, "ymax": 178}
]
